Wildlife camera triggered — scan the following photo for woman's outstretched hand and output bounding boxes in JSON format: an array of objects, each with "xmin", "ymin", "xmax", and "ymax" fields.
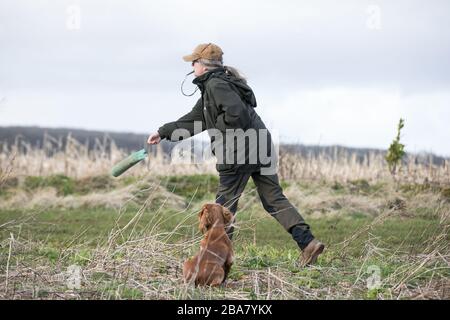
[{"xmin": 147, "ymin": 132, "xmax": 161, "ymax": 145}]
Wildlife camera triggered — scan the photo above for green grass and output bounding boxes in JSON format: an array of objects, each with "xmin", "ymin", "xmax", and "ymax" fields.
[
  {"xmin": 22, "ymin": 174, "xmax": 118, "ymax": 196},
  {"xmin": 162, "ymin": 174, "xmax": 219, "ymax": 201},
  {"xmin": 0, "ymin": 174, "xmax": 448, "ymax": 299},
  {"xmin": 0, "ymin": 207, "xmax": 187, "ymax": 248},
  {"xmin": 2, "ymin": 203, "xmax": 440, "ymax": 255}
]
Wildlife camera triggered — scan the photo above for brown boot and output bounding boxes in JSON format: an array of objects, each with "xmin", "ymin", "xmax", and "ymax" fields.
[{"xmin": 299, "ymin": 239, "xmax": 325, "ymax": 267}]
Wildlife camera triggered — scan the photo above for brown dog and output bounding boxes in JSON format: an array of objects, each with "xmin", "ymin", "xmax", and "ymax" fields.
[{"xmin": 183, "ymin": 203, "xmax": 234, "ymax": 286}]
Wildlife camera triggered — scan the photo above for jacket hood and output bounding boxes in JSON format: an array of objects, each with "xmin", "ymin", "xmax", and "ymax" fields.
[{"xmin": 193, "ymin": 68, "xmax": 257, "ymax": 108}]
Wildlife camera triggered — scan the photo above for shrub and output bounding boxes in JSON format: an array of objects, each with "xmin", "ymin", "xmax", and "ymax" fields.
[{"xmin": 385, "ymin": 118, "xmax": 406, "ymax": 177}]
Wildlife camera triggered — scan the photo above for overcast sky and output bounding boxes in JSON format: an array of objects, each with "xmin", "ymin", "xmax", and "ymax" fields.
[{"xmin": 1, "ymin": 0, "xmax": 449, "ymax": 156}]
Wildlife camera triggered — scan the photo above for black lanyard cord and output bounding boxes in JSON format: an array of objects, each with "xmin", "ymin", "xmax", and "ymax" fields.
[{"xmin": 180, "ymin": 70, "xmax": 199, "ymax": 97}]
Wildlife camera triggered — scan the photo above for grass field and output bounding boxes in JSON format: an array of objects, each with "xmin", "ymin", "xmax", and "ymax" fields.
[{"xmin": 0, "ymin": 173, "xmax": 448, "ymax": 299}]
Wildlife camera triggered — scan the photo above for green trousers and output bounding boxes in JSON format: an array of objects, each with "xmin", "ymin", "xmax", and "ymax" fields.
[{"xmin": 215, "ymin": 170, "xmax": 314, "ymax": 249}]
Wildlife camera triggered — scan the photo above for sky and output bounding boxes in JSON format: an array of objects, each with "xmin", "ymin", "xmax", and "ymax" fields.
[{"xmin": 0, "ymin": 0, "xmax": 449, "ymax": 156}]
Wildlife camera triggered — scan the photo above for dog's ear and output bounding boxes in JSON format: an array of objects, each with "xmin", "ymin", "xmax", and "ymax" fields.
[
  {"xmin": 198, "ymin": 205, "xmax": 205, "ymax": 220},
  {"xmin": 198, "ymin": 205, "xmax": 206, "ymax": 233},
  {"xmin": 221, "ymin": 206, "xmax": 234, "ymax": 226},
  {"xmin": 198, "ymin": 204, "xmax": 212, "ymax": 233}
]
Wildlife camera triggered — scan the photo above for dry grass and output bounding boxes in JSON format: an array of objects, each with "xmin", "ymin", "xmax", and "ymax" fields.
[
  {"xmin": 1, "ymin": 134, "xmax": 449, "ymax": 184},
  {"xmin": 0, "ymin": 134, "xmax": 449, "ymax": 300},
  {"xmin": 0, "ymin": 152, "xmax": 15, "ymax": 188},
  {"xmin": 0, "ymin": 177, "xmax": 185, "ymax": 211},
  {"xmin": 0, "ymin": 197, "xmax": 448, "ymax": 300},
  {"xmin": 0, "ymin": 134, "xmax": 216, "ymax": 179},
  {"xmin": 278, "ymin": 150, "xmax": 450, "ymax": 184}
]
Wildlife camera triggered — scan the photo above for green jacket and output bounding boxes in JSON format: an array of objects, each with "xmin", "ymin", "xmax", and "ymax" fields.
[{"xmin": 158, "ymin": 67, "xmax": 275, "ymax": 175}]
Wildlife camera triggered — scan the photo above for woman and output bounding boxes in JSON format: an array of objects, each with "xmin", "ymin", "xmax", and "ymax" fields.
[{"xmin": 147, "ymin": 43, "xmax": 324, "ymax": 266}]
